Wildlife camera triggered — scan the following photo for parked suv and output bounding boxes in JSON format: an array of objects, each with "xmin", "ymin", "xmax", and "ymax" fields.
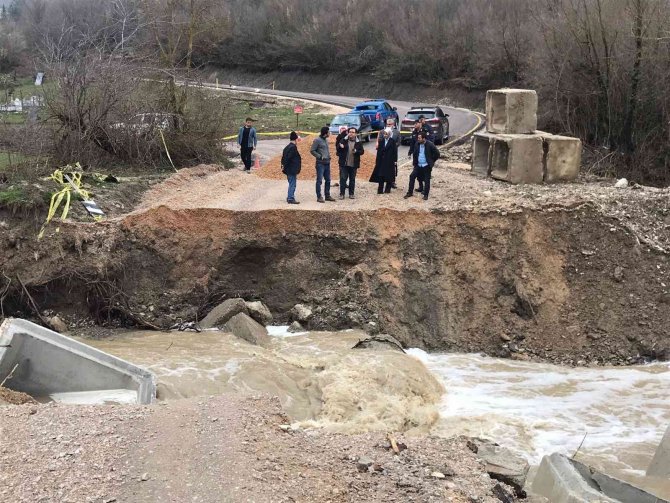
[
  {"xmin": 350, "ymin": 100, "xmax": 399, "ymax": 131},
  {"xmin": 328, "ymin": 112, "xmax": 373, "ymax": 142},
  {"xmin": 400, "ymin": 107, "xmax": 450, "ymax": 145}
]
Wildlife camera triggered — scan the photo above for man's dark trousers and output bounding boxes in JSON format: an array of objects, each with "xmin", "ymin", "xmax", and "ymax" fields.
[
  {"xmin": 408, "ymin": 166, "xmax": 432, "ymax": 196},
  {"xmin": 240, "ymin": 146, "xmax": 253, "ymax": 170},
  {"xmin": 340, "ymin": 166, "xmax": 356, "ymax": 196}
]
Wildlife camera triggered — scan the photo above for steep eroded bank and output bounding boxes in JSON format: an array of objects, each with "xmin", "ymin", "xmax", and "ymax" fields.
[{"xmin": 2, "ymin": 203, "xmax": 668, "ymax": 365}]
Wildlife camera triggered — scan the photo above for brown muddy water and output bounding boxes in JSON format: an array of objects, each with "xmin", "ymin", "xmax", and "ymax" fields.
[{"xmin": 80, "ymin": 327, "xmax": 670, "ymax": 498}]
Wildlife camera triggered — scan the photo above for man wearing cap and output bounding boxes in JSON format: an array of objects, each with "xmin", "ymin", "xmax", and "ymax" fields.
[
  {"xmin": 281, "ymin": 131, "xmax": 301, "ymax": 205},
  {"xmin": 237, "ymin": 117, "xmax": 257, "ymax": 172},
  {"xmin": 336, "ymin": 127, "xmax": 364, "ymax": 200},
  {"xmin": 310, "ymin": 127, "xmax": 336, "ymax": 203}
]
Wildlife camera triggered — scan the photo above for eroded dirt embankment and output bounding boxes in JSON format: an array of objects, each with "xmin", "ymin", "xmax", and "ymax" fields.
[{"xmin": 2, "ymin": 203, "xmax": 668, "ymax": 365}]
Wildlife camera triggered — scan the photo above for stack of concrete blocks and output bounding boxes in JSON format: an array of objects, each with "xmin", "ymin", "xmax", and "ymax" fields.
[{"xmin": 472, "ymin": 89, "xmax": 582, "ymax": 184}]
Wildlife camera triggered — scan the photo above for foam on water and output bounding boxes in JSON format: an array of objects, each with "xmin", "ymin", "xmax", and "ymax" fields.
[
  {"xmin": 267, "ymin": 325, "xmax": 307, "ymax": 337},
  {"xmin": 408, "ymin": 348, "xmax": 670, "ymax": 483}
]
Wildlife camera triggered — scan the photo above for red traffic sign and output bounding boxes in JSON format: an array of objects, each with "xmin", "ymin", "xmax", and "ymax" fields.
[{"xmin": 293, "ymin": 105, "xmax": 304, "ymax": 114}]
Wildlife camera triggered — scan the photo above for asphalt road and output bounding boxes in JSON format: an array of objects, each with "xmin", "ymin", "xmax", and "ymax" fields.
[{"xmin": 201, "ymin": 82, "xmax": 483, "ymax": 147}]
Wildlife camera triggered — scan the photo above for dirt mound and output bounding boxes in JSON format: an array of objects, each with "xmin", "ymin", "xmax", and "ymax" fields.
[
  {"xmin": 258, "ymin": 135, "xmax": 378, "ymax": 180},
  {"xmin": 0, "ymin": 386, "xmax": 37, "ymax": 405}
]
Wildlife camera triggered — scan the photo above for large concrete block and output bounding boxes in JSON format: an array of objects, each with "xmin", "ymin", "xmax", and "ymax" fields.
[
  {"xmin": 0, "ymin": 318, "xmax": 155, "ymax": 404},
  {"xmin": 543, "ymin": 135, "xmax": 582, "ymax": 183},
  {"xmin": 486, "ymin": 89, "xmax": 538, "ymax": 134},
  {"xmin": 490, "ymin": 134, "xmax": 544, "ymax": 184},
  {"xmin": 648, "ymin": 424, "xmax": 670, "ymax": 477},
  {"xmin": 471, "ymin": 132, "xmax": 495, "ymax": 176}
]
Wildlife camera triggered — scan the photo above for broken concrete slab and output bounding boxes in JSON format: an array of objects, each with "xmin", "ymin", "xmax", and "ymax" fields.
[
  {"xmin": 648, "ymin": 424, "xmax": 670, "ymax": 477},
  {"xmin": 245, "ymin": 301, "xmax": 273, "ymax": 326},
  {"xmin": 532, "ymin": 453, "xmax": 668, "ymax": 503},
  {"xmin": 490, "ymin": 134, "xmax": 544, "ymax": 184},
  {"xmin": 486, "ymin": 89, "xmax": 538, "ymax": 134},
  {"xmin": 0, "ymin": 318, "xmax": 155, "ymax": 404},
  {"xmin": 471, "ymin": 132, "xmax": 495, "ymax": 176},
  {"xmin": 467, "ymin": 438, "xmax": 529, "ymax": 496},
  {"xmin": 201, "ymin": 298, "xmax": 248, "ymax": 329},
  {"xmin": 543, "ymin": 134, "xmax": 582, "ymax": 183},
  {"xmin": 224, "ymin": 312, "xmax": 270, "ymax": 347}
]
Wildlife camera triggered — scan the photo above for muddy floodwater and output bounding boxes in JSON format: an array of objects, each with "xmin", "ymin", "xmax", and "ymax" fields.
[{"xmin": 82, "ymin": 327, "xmax": 670, "ymax": 498}]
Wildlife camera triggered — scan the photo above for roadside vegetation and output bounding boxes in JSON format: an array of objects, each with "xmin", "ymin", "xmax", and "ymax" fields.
[{"xmin": 2, "ymin": 0, "xmax": 669, "ymax": 187}]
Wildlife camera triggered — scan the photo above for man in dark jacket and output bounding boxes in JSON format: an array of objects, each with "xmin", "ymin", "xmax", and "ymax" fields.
[
  {"xmin": 237, "ymin": 117, "xmax": 257, "ymax": 172},
  {"xmin": 404, "ymin": 132, "xmax": 440, "ymax": 200},
  {"xmin": 370, "ymin": 129, "xmax": 397, "ymax": 194},
  {"xmin": 281, "ymin": 131, "xmax": 301, "ymax": 204},
  {"xmin": 336, "ymin": 127, "xmax": 365, "ymax": 199}
]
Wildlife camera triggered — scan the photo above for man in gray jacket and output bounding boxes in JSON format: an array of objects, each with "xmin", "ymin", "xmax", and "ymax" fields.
[{"xmin": 310, "ymin": 126, "xmax": 336, "ymax": 203}]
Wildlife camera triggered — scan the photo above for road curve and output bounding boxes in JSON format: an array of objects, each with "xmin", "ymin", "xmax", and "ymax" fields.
[{"xmin": 199, "ymin": 82, "xmax": 483, "ymax": 146}]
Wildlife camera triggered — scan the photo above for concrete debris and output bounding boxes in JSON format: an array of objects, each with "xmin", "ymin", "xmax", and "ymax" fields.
[
  {"xmin": 0, "ymin": 318, "xmax": 155, "ymax": 405},
  {"xmin": 201, "ymin": 298, "xmax": 248, "ymax": 329},
  {"xmin": 290, "ymin": 304, "xmax": 313, "ymax": 324},
  {"xmin": 352, "ymin": 334, "xmax": 405, "ymax": 353},
  {"xmin": 245, "ymin": 301, "xmax": 273, "ymax": 326},
  {"xmin": 223, "ymin": 312, "xmax": 270, "ymax": 347},
  {"xmin": 533, "ymin": 453, "xmax": 668, "ymax": 503},
  {"xmin": 467, "ymin": 438, "xmax": 529, "ymax": 496},
  {"xmin": 647, "ymin": 424, "xmax": 670, "ymax": 477}
]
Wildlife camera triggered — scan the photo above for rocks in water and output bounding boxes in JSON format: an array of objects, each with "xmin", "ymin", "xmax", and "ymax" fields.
[
  {"xmin": 467, "ymin": 438, "xmax": 529, "ymax": 497},
  {"xmin": 290, "ymin": 304, "xmax": 313, "ymax": 324},
  {"xmin": 224, "ymin": 313, "xmax": 270, "ymax": 347},
  {"xmin": 352, "ymin": 334, "xmax": 405, "ymax": 353},
  {"xmin": 200, "ymin": 298, "xmax": 248, "ymax": 329},
  {"xmin": 287, "ymin": 321, "xmax": 304, "ymax": 333},
  {"xmin": 48, "ymin": 316, "xmax": 68, "ymax": 334},
  {"xmin": 245, "ymin": 301, "xmax": 273, "ymax": 326}
]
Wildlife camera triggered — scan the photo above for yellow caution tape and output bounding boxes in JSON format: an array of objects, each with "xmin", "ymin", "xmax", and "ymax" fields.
[{"xmin": 38, "ymin": 164, "xmax": 92, "ymax": 239}]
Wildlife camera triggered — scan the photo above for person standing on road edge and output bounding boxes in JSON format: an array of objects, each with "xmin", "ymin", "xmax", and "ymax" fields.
[
  {"xmin": 310, "ymin": 127, "xmax": 335, "ymax": 203},
  {"xmin": 336, "ymin": 127, "xmax": 364, "ymax": 199},
  {"xmin": 378, "ymin": 119, "xmax": 400, "ymax": 188},
  {"xmin": 370, "ymin": 128, "xmax": 397, "ymax": 194},
  {"xmin": 281, "ymin": 131, "xmax": 301, "ymax": 205},
  {"xmin": 237, "ymin": 117, "xmax": 257, "ymax": 172},
  {"xmin": 405, "ymin": 132, "xmax": 440, "ymax": 201}
]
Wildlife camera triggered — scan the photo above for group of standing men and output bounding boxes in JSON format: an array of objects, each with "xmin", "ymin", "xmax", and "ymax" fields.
[{"xmin": 239, "ymin": 115, "xmax": 441, "ymax": 205}]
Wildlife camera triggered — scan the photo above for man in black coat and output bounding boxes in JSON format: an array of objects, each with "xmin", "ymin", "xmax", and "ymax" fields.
[
  {"xmin": 404, "ymin": 132, "xmax": 440, "ymax": 201},
  {"xmin": 336, "ymin": 127, "xmax": 365, "ymax": 199},
  {"xmin": 281, "ymin": 131, "xmax": 301, "ymax": 204},
  {"xmin": 370, "ymin": 129, "xmax": 397, "ymax": 194}
]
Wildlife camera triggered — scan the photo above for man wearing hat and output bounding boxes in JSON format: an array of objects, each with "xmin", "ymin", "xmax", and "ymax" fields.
[
  {"xmin": 281, "ymin": 131, "xmax": 301, "ymax": 204},
  {"xmin": 309, "ymin": 127, "xmax": 336, "ymax": 203}
]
